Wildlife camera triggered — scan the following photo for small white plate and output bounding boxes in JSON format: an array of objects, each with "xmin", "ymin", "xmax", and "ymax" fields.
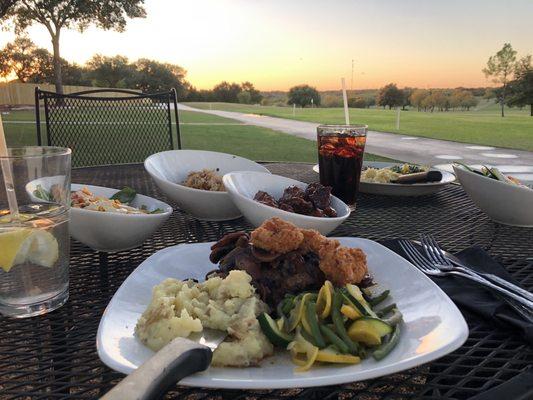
[
  {"xmin": 97, "ymin": 238, "xmax": 468, "ymax": 389},
  {"xmin": 313, "ymin": 162, "xmax": 456, "ymax": 197}
]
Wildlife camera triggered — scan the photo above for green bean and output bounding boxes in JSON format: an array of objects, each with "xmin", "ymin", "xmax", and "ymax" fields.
[
  {"xmin": 373, "ymin": 325, "xmax": 401, "ymax": 360},
  {"xmin": 382, "ymin": 309, "xmax": 403, "ymax": 327},
  {"xmin": 339, "ymin": 288, "xmax": 368, "ymax": 316},
  {"xmin": 332, "ymin": 291, "xmax": 360, "ymax": 355},
  {"xmin": 300, "ymin": 328, "xmax": 316, "ymax": 344},
  {"xmin": 280, "ymin": 296, "xmax": 295, "ymax": 316},
  {"xmin": 377, "ymin": 303, "xmax": 397, "ymax": 317},
  {"xmin": 369, "ymin": 290, "xmax": 390, "ymax": 307},
  {"xmin": 319, "ymin": 324, "xmax": 350, "ymax": 354},
  {"xmin": 305, "ymin": 301, "xmax": 326, "ymax": 348}
]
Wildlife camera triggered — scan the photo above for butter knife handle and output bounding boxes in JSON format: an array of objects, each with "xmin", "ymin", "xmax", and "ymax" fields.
[{"xmin": 102, "ymin": 337, "xmax": 212, "ymax": 400}]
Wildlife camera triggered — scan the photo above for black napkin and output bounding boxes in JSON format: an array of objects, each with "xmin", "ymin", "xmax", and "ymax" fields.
[
  {"xmin": 469, "ymin": 366, "xmax": 533, "ymax": 400},
  {"xmin": 381, "ymin": 240, "xmax": 533, "ymax": 345},
  {"xmin": 382, "ymin": 241, "xmax": 533, "ymax": 400}
]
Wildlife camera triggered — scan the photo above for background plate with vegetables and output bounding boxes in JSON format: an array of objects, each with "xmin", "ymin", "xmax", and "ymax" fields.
[
  {"xmin": 313, "ymin": 162, "xmax": 455, "ymax": 197},
  {"xmin": 97, "ymin": 237, "xmax": 468, "ymax": 389}
]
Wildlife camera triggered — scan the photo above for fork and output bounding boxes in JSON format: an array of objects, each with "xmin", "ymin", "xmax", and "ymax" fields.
[
  {"xmin": 399, "ymin": 240, "xmax": 533, "ymax": 310},
  {"xmin": 420, "ymin": 234, "xmax": 533, "ymax": 302}
]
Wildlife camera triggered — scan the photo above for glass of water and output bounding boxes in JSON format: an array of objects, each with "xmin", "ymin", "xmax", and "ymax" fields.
[{"xmin": 0, "ymin": 147, "xmax": 71, "ymax": 318}]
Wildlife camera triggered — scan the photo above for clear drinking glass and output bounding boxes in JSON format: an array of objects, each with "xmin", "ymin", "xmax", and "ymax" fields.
[
  {"xmin": 317, "ymin": 125, "xmax": 367, "ymax": 204},
  {"xmin": 0, "ymin": 147, "xmax": 71, "ymax": 318}
]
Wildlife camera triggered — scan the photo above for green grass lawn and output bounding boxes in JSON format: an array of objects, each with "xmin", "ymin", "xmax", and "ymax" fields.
[
  {"xmin": 1, "ymin": 109, "xmax": 395, "ymax": 163},
  {"xmin": 186, "ymin": 102, "xmax": 533, "ymax": 152}
]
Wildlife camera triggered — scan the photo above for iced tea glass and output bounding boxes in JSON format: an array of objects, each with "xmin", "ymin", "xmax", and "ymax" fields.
[
  {"xmin": 0, "ymin": 147, "xmax": 71, "ymax": 318},
  {"xmin": 317, "ymin": 125, "xmax": 367, "ymax": 204}
]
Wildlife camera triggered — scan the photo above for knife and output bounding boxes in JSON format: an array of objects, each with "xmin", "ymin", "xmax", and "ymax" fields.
[{"xmin": 101, "ymin": 328, "xmax": 227, "ymax": 400}]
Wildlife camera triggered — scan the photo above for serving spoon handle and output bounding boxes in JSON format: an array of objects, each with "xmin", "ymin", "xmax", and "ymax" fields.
[{"xmin": 101, "ymin": 337, "xmax": 212, "ymax": 400}]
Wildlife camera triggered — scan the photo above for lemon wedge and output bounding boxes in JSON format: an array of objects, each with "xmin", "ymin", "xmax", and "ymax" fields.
[{"xmin": 0, "ymin": 228, "xmax": 59, "ymax": 272}]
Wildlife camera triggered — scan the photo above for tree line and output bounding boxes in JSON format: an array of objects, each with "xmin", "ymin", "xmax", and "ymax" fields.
[{"xmin": 0, "ymin": 36, "xmax": 263, "ymax": 104}]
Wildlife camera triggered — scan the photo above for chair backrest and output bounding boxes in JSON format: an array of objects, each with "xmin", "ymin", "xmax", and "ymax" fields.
[{"xmin": 35, "ymin": 88, "xmax": 181, "ymax": 168}]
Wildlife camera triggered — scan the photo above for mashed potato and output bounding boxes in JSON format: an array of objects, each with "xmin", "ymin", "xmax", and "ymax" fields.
[
  {"xmin": 135, "ymin": 270, "xmax": 273, "ymax": 367},
  {"xmin": 360, "ymin": 167, "xmax": 400, "ymax": 183}
]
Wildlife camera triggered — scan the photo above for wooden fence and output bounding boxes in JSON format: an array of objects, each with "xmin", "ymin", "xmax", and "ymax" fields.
[{"xmin": 0, "ymin": 82, "xmax": 140, "ymax": 106}]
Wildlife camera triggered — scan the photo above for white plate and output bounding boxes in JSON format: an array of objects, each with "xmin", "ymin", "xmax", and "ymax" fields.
[
  {"xmin": 97, "ymin": 238, "xmax": 468, "ymax": 389},
  {"xmin": 313, "ymin": 162, "xmax": 456, "ymax": 196}
]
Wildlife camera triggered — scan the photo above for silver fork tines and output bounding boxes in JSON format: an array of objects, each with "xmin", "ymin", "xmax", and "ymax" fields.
[
  {"xmin": 420, "ymin": 234, "xmax": 533, "ymax": 302},
  {"xmin": 399, "ymin": 240, "xmax": 533, "ymax": 311}
]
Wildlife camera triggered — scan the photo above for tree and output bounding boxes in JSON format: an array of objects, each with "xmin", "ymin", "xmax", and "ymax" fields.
[
  {"xmin": 410, "ymin": 89, "xmax": 428, "ymax": 111},
  {"xmin": 287, "ymin": 84, "xmax": 320, "ymax": 107},
  {"xmin": 348, "ymin": 96, "xmax": 366, "ymax": 108},
  {"xmin": 401, "ymin": 87, "xmax": 413, "ymax": 110},
  {"xmin": 132, "ymin": 59, "xmax": 189, "ymax": 98},
  {"xmin": 483, "ymin": 43, "xmax": 517, "ymax": 117},
  {"xmin": 86, "ymin": 55, "xmax": 135, "ymax": 88},
  {"xmin": 376, "ymin": 83, "xmax": 404, "ymax": 109},
  {"xmin": 2, "ymin": 0, "xmax": 146, "ymax": 94},
  {"xmin": 364, "ymin": 97, "xmax": 376, "ymax": 108},
  {"xmin": 212, "ymin": 81, "xmax": 242, "ymax": 103},
  {"xmin": 0, "ymin": 36, "xmax": 53, "ymax": 82},
  {"xmin": 61, "ymin": 62, "xmax": 89, "ymax": 85},
  {"xmin": 237, "ymin": 91, "xmax": 252, "ymax": 104},
  {"xmin": 322, "ymin": 94, "xmax": 343, "ymax": 107},
  {"xmin": 507, "ymin": 55, "xmax": 533, "ymax": 116},
  {"xmin": 240, "ymin": 81, "xmax": 262, "ymax": 103},
  {"xmin": 0, "ymin": 0, "xmax": 17, "ymax": 18}
]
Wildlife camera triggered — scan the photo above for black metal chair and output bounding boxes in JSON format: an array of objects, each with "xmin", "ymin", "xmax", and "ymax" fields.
[{"xmin": 35, "ymin": 88, "xmax": 181, "ymax": 168}]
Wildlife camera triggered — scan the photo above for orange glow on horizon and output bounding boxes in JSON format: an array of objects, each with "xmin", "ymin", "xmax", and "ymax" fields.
[{"xmin": 0, "ymin": 0, "xmax": 531, "ymax": 91}]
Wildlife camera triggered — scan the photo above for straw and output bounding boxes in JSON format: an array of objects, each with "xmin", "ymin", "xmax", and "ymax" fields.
[
  {"xmin": 341, "ymin": 77, "xmax": 350, "ymax": 125},
  {"xmin": 0, "ymin": 114, "xmax": 19, "ymax": 218}
]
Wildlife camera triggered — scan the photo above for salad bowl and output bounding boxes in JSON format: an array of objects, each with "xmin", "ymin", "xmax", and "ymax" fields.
[
  {"xmin": 453, "ymin": 164, "xmax": 533, "ymax": 227},
  {"xmin": 68, "ymin": 184, "xmax": 172, "ymax": 252}
]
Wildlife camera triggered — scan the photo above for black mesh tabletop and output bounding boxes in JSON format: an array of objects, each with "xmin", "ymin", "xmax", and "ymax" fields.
[{"xmin": 1, "ymin": 163, "xmax": 531, "ymax": 400}]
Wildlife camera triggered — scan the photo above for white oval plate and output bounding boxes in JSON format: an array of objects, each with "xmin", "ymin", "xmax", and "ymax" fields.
[
  {"xmin": 97, "ymin": 238, "xmax": 468, "ymax": 389},
  {"xmin": 313, "ymin": 162, "xmax": 456, "ymax": 196}
]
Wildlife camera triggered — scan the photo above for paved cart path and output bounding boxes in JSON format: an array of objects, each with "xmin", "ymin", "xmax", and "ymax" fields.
[{"xmin": 178, "ymin": 104, "xmax": 533, "ymax": 168}]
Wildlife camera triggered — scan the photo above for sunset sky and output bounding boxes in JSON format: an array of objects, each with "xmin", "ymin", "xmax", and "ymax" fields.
[{"xmin": 1, "ymin": 0, "xmax": 532, "ymax": 91}]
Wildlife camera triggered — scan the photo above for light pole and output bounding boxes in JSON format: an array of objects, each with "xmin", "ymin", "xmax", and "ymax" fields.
[{"xmin": 351, "ymin": 59, "xmax": 354, "ymax": 93}]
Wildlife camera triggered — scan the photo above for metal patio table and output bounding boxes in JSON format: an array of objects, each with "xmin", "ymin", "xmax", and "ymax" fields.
[{"xmin": 1, "ymin": 162, "xmax": 532, "ymax": 400}]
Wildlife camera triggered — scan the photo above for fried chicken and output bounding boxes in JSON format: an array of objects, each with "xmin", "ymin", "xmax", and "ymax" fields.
[
  {"xmin": 319, "ymin": 246, "xmax": 367, "ymax": 286},
  {"xmin": 251, "ymin": 219, "xmax": 367, "ymax": 285},
  {"xmin": 300, "ymin": 228, "xmax": 338, "ymax": 254},
  {"xmin": 250, "ymin": 217, "xmax": 304, "ymax": 253}
]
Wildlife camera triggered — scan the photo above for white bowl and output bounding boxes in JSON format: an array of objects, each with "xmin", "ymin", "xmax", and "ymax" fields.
[
  {"xmin": 453, "ymin": 165, "xmax": 533, "ymax": 227},
  {"xmin": 223, "ymin": 171, "xmax": 350, "ymax": 235},
  {"xmin": 70, "ymin": 184, "xmax": 172, "ymax": 252},
  {"xmin": 144, "ymin": 150, "xmax": 270, "ymax": 221}
]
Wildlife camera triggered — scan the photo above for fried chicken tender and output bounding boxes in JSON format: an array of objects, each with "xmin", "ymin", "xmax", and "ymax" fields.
[
  {"xmin": 300, "ymin": 229, "xmax": 339, "ymax": 254},
  {"xmin": 319, "ymin": 246, "xmax": 367, "ymax": 286},
  {"xmin": 250, "ymin": 217, "xmax": 304, "ymax": 253},
  {"xmin": 250, "ymin": 218, "xmax": 368, "ymax": 285}
]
